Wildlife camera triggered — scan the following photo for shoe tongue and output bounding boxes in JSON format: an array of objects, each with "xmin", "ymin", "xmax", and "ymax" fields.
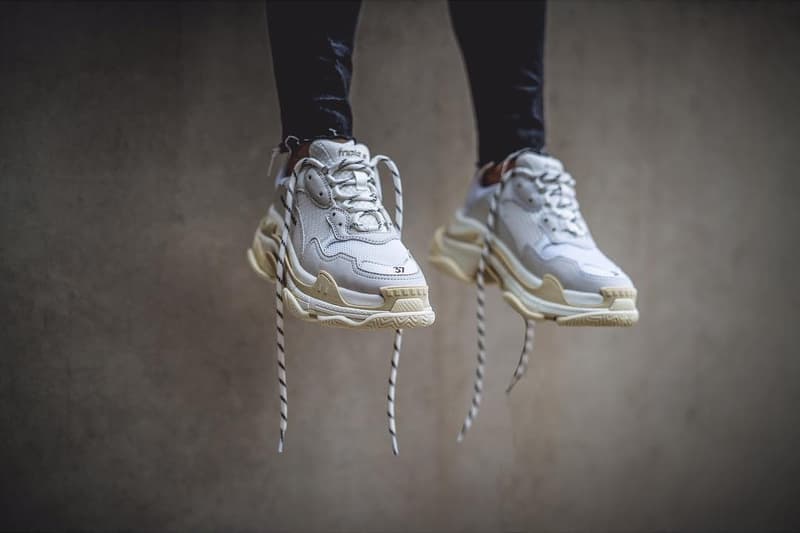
[
  {"xmin": 514, "ymin": 151, "xmax": 563, "ymax": 174},
  {"xmin": 308, "ymin": 139, "xmax": 370, "ymax": 166}
]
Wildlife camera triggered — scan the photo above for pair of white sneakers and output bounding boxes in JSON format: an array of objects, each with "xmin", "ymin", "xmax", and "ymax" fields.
[{"xmin": 247, "ymin": 139, "xmax": 638, "ymax": 453}]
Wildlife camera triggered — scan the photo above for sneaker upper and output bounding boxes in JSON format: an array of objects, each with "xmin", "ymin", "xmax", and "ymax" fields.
[
  {"xmin": 463, "ymin": 151, "xmax": 634, "ymax": 294},
  {"xmin": 270, "ymin": 139, "xmax": 427, "ymax": 296}
]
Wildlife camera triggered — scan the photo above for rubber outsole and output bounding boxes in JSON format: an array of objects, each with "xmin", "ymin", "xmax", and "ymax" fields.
[{"xmin": 429, "ymin": 226, "xmax": 638, "ymax": 327}]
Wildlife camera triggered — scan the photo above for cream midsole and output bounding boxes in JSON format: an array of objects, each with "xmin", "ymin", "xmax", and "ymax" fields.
[
  {"xmin": 284, "ymin": 277, "xmax": 429, "ymax": 319},
  {"xmin": 248, "ymin": 246, "xmax": 434, "ymax": 324},
  {"xmin": 284, "ymin": 272, "xmax": 386, "ymax": 318}
]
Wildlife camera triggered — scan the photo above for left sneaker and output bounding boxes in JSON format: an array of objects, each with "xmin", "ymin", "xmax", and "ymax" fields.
[
  {"xmin": 248, "ymin": 140, "xmax": 434, "ymax": 330},
  {"xmin": 430, "ymin": 150, "xmax": 638, "ymax": 326}
]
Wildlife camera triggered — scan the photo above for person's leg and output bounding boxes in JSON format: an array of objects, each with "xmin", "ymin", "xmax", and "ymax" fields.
[
  {"xmin": 266, "ymin": 0, "xmax": 361, "ymax": 154},
  {"xmin": 448, "ymin": 0, "xmax": 547, "ymax": 170}
]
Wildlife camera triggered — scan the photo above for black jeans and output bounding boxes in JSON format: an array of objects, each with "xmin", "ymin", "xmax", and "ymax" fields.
[{"xmin": 266, "ymin": 1, "xmax": 546, "ymax": 165}]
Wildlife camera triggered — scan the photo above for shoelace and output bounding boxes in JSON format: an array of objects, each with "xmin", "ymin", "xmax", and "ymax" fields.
[
  {"xmin": 459, "ymin": 148, "xmax": 574, "ymax": 441},
  {"xmin": 519, "ymin": 164, "xmax": 585, "ymax": 237},
  {"xmin": 328, "ymin": 158, "xmax": 394, "ymax": 232},
  {"xmin": 269, "ymin": 150, "xmax": 406, "ymax": 454}
]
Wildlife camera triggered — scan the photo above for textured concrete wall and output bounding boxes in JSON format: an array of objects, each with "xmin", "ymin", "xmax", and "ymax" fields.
[{"xmin": 2, "ymin": 1, "xmax": 799, "ymax": 530}]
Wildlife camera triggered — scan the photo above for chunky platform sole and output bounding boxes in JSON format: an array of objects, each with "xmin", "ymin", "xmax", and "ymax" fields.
[
  {"xmin": 247, "ymin": 215, "xmax": 435, "ymax": 330},
  {"xmin": 429, "ymin": 226, "xmax": 638, "ymax": 327}
]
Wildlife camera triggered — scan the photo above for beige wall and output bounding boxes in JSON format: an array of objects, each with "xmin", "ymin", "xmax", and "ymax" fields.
[{"xmin": 2, "ymin": 1, "xmax": 799, "ymax": 530}]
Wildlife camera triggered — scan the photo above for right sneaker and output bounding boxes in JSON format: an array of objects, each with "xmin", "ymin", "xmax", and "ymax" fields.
[{"xmin": 248, "ymin": 139, "xmax": 435, "ymax": 329}]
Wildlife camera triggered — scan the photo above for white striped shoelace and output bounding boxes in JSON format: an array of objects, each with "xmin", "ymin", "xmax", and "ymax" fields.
[
  {"xmin": 268, "ymin": 150, "xmax": 407, "ymax": 455},
  {"xmin": 457, "ymin": 148, "xmax": 539, "ymax": 442}
]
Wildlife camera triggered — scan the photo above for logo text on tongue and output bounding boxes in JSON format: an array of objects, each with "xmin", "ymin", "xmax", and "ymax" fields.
[{"xmin": 338, "ymin": 148, "xmax": 364, "ymax": 158}]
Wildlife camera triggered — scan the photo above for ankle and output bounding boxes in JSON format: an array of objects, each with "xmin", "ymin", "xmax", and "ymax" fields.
[
  {"xmin": 286, "ymin": 142, "xmax": 311, "ymax": 172},
  {"xmin": 482, "ymin": 149, "xmax": 535, "ymax": 187},
  {"xmin": 481, "ymin": 163, "xmax": 500, "ymax": 186},
  {"xmin": 481, "ymin": 160, "xmax": 516, "ymax": 187}
]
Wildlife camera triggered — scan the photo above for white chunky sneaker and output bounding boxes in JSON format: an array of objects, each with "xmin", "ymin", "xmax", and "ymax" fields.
[
  {"xmin": 248, "ymin": 139, "xmax": 434, "ymax": 453},
  {"xmin": 430, "ymin": 149, "xmax": 638, "ymax": 326},
  {"xmin": 430, "ymin": 149, "xmax": 637, "ymax": 440}
]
